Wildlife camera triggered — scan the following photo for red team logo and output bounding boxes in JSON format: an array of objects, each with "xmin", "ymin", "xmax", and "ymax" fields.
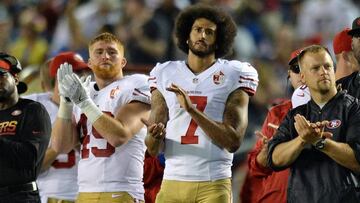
[
  {"xmin": 110, "ymin": 86, "xmax": 120, "ymax": 99},
  {"xmin": 213, "ymin": 71, "xmax": 225, "ymax": 85},
  {"xmin": 326, "ymin": 119, "xmax": 341, "ymax": 129}
]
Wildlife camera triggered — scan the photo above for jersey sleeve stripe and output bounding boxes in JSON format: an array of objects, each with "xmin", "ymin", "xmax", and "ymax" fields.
[
  {"xmin": 148, "ymin": 77, "xmax": 156, "ymax": 81},
  {"xmin": 150, "ymin": 87, "xmax": 157, "ymax": 93},
  {"xmin": 239, "ymin": 76, "xmax": 259, "ymax": 82},
  {"xmin": 134, "ymin": 88, "xmax": 150, "ymax": 98},
  {"xmin": 240, "ymin": 87, "xmax": 256, "ymax": 96}
]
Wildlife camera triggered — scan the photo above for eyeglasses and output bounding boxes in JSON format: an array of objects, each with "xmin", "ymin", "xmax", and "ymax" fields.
[{"xmin": 289, "ymin": 64, "xmax": 300, "ymax": 74}]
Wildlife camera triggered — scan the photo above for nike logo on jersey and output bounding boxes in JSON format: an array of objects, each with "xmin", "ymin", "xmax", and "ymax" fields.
[
  {"xmin": 32, "ymin": 130, "xmax": 42, "ymax": 135},
  {"xmin": 111, "ymin": 194, "xmax": 123, "ymax": 198},
  {"xmin": 297, "ymin": 93, "xmax": 305, "ymax": 97}
]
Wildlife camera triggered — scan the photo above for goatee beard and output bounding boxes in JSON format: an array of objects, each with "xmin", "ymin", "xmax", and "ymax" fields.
[{"xmin": 188, "ymin": 40, "xmax": 216, "ymax": 58}]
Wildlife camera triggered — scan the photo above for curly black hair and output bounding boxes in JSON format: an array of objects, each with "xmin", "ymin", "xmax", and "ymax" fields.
[{"xmin": 174, "ymin": 4, "xmax": 237, "ymax": 58}]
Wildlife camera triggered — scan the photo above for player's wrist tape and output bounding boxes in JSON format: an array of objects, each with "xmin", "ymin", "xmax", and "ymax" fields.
[
  {"xmin": 58, "ymin": 98, "xmax": 73, "ymax": 119},
  {"xmin": 78, "ymin": 99, "xmax": 103, "ymax": 123}
]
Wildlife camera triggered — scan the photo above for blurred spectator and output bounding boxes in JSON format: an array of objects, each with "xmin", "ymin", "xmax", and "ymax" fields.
[
  {"xmin": 0, "ymin": 3, "xmax": 12, "ymax": 52},
  {"xmin": 233, "ymin": 26, "xmax": 258, "ymax": 61},
  {"xmin": 50, "ymin": 0, "xmax": 121, "ymax": 59},
  {"xmin": 8, "ymin": 6, "xmax": 48, "ymax": 68},
  {"xmin": 153, "ymin": 0, "xmax": 180, "ymax": 60},
  {"xmin": 234, "ymin": 0, "xmax": 265, "ymax": 46},
  {"xmin": 297, "ymin": 0, "xmax": 359, "ymax": 49},
  {"xmin": 116, "ymin": 0, "xmax": 166, "ymax": 66},
  {"xmin": 37, "ymin": 0, "xmax": 66, "ymax": 42}
]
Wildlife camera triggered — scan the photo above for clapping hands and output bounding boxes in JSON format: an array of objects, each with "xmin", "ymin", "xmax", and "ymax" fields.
[
  {"xmin": 57, "ymin": 63, "xmax": 91, "ymax": 106},
  {"xmin": 294, "ymin": 114, "xmax": 332, "ymax": 145}
]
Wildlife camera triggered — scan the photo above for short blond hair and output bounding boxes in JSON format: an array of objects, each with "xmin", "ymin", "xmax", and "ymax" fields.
[
  {"xmin": 298, "ymin": 45, "xmax": 333, "ymax": 70},
  {"xmin": 88, "ymin": 32, "xmax": 124, "ymax": 52}
]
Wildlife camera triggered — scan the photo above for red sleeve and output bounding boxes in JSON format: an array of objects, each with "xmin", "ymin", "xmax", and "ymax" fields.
[
  {"xmin": 247, "ymin": 100, "xmax": 292, "ymax": 177},
  {"xmin": 143, "ymin": 151, "xmax": 164, "ymax": 203},
  {"xmin": 247, "ymin": 121, "xmax": 273, "ymax": 177}
]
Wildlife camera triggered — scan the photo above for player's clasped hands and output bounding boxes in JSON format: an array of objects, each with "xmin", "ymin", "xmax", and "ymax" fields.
[
  {"xmin": 294, "ymin": 114, "xmax": 332, "ymax": 144},
  {"xmin": 166, "ymin": 83, "xmax": 193, "ymax": 112},
  {"xmin": 141, "ymin": 118, "xmax": 166, "ymax": 141}
]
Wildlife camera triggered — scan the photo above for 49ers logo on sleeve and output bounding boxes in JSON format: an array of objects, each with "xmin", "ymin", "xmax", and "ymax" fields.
[
  {"xmin": 213, "ymin": 71, "xmax": 225, "ymax": 85},
  {"xmin": 326, "ymin": 119, "xmax": 341, "ymax": 129},
  {"xmin": 11, "ymin": 110, "xmax": 22, "ymax": 116}
]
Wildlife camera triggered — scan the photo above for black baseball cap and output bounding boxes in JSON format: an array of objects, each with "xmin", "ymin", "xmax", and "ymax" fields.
[
  {"xmin": 0, "ymin": 53, "xmax": 27, "ymax": 94},
  {"xmin": 348, "ymin": 17, "xmax": 360, "ymax": 36}
]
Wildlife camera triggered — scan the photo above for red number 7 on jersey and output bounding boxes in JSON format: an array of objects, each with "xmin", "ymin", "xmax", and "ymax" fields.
[{"xmin": 181, "ymin": 96, "xmax": 207, "ymax": 144}]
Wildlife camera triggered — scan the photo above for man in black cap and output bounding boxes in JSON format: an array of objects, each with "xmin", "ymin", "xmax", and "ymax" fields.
[{"xmin": 0, "ymin": 52, "xmax": 51, "ymax": 203}]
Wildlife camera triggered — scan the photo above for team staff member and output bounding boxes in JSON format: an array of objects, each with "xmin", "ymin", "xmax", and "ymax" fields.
[
  {"xmin": 291, "ymin": 26, "xmax": 359, "ymax": 115},
  {"xmin": 24, "ymin": 52, "xmax": 91, "ymax": 203},
  {"xmin": 51, "ymin": 33, "xmax": 150, "ymax": 203},
  {"xmin": 240, "ymin": 48, "xmax": 309, "ymax": 203},
  {"xmin": 268, "ymin": 45, "xmax": 360, "ymax": 202},
  {"xmin": 336, "ymin": 17, "xmax": 360, "ymax": 97},
  {"xmin": 144, "ymin": 4, "xmax": 258, "ymax": 203},
  {"xmin": 0, "ymin": 53, "xmax": 51, "ymax": 203}
]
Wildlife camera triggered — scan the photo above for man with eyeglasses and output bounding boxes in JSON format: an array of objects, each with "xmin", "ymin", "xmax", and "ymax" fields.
[
  {"xmin": 240, "ymin": 48, "xmax": 309, "ymax": 203},
  {"xmin": 268, "ymin": 45, "xmax": 360, "ymax": 202},
  {"xmin": 0, "ymin": 53, "xmax": 51, "ymax": 203}
]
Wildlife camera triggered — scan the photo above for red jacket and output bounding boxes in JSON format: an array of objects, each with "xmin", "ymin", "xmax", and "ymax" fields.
[{"xmin": 241, "ymin": 100, "xmax": 292, "ymax": 203}]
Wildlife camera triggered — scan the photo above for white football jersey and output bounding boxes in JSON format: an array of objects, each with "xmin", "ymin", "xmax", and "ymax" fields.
[
  {"xmin": 23, "ymin": 92, "xmax": 79, "ymax": 202},
  {"xmin": 291, "ymin": 85, "xmax": 311, "ymax": 108},
  {"xmin": 149, "ymin": 59, "xmax": 258, "ymax": 181},
  {"xmin": 74, "ymin": 74, "xmax": 150, "ymax": 200}
]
